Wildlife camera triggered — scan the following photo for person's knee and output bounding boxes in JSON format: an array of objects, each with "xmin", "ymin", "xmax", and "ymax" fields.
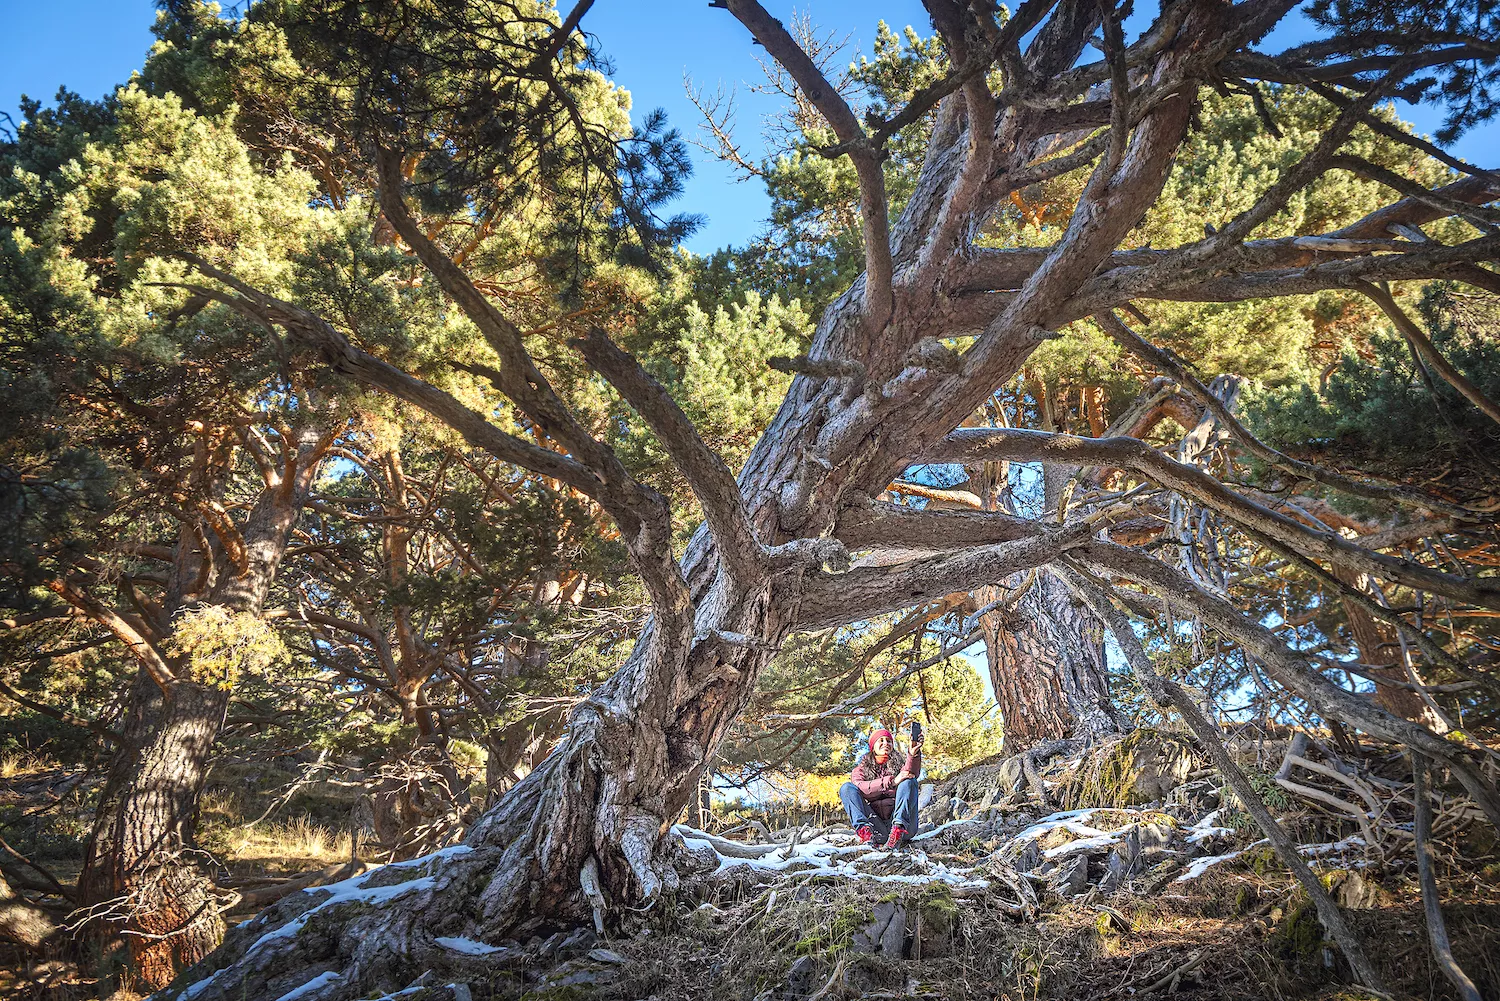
[
  {"xmin": 896, "ymin": 777, "xmax": 917, "ymax": 790},
  {"xmin": 839, "ymin": 781, "xmax": 858, "ymax": 797}
]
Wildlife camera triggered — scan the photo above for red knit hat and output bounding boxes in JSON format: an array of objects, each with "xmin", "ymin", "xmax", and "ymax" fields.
[{"xmin": 868, "ymin": 728, "xmax": 893, "ymax": 751}]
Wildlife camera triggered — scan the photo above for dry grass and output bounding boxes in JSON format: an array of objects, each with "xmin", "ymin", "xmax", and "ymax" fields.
[
  {"xmin": 0, "ymin": 750, "xmax": 59, "ymax": 778},
  {"xmin": 213, "ymin": 815, "xmax": 353, "ymax": 870}
]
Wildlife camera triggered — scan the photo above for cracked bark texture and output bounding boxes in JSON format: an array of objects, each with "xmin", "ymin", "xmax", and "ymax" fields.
[{"xmin": 977, "ymin": 571, "xmax": 1118, "ymax": 749}]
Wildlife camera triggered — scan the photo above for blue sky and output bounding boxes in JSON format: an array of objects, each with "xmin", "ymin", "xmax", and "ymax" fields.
[{"xmin": 1, "ymin": 1, "xmax": 1493, "ymax": 253}]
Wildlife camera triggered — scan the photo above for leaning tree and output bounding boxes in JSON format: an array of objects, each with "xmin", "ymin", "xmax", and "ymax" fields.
[{"xmin": 54, "ymin": 0, "xmax": 1498, "ymax": 995}]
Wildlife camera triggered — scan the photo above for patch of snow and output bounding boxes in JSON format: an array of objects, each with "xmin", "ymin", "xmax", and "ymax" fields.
[
  {"xmin": 1175, "ymin": 835, "xmax": 1369, "ymax": 882},
  {"xmin": 435, "ymin": 936, "xmax": 507, "ymax": 955},
  {"xmin": 1185, "ymin": 809, "xmax": 1233, "ymax": 843},
  {"xmin": 1176, "ymin": 849, "xmax": 1246, "ymax": 881},
  {"xmin": 1189, "ymin": 809, "xmax": 1222, "ymax": 830},
  {"xmin": 1043, "ymin": 833, "xmax": 1120, "ymax": 859},
  {"xmin": 390, "ymin": 843, "xmax": 474, "ymax": 868},
  {"xmin": 175, "ymin": 969, "xmax": 222, "ymax": 1001},
  {"xmin": 246, "ymin": 875, "xmax": 437, "ymax": 956},
  {"xmin": 911, "ymin": 816, "xmax": 983, "ymax": 842},
  {"xmin": 273, "ymin": 970, "xmax": 342, "ymax": 1001},
  {"xmin": 687, "ymin": 833, "xmax": 988, "ymax": 889},
  {"xmin": 1013, "ymin": 813, "xmax": 1110, "ymax": 844},
  {"xmin": 1299, "ymin": 836, "xmax": 1366, "ymax": 856}
]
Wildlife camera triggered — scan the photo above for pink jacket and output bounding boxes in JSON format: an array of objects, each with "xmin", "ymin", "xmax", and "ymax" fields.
[{"xmin": 849, "ymin": 749, "xmax": 921, "ymax": 822}]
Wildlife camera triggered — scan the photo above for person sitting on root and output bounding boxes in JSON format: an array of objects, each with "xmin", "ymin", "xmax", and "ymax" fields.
[{"xmin": 840, "ymin": 726, "xmax": 923, "ymax": 849}]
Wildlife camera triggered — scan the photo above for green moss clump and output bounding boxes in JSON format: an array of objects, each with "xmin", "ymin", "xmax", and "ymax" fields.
[
  {"xmin": 812, "ymin": 901, "xmax": 868, "ymax": 956},
  {"xmin": 1242, "ymin": 846, "xmax": 1280, "ymax": 876},
  {"xmin": 916, "ymin": 882, "xmax": 958, "ymax": 920},
  {"xmin": 1271, "ymin": 900, "xmax": 1325, "ymax": 959},
  {"xmin": 518, "ymin": 988, "xmax": 591, "ymax": 1001}
]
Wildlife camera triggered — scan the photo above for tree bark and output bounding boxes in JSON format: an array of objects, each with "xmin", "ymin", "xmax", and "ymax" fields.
[
  {"xmin": 79, "ymin": 673, "xmax": 230, "ymax": 987},
  {"xmin": 977, "ymin": 572, "xmax": 1118, "ymax": 750}
]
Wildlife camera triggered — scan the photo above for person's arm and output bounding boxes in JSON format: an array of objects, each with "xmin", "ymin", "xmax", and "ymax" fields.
[
  {"xmin": 897, "ymin": 742, "xmax": 924, "ymax": 781},
  {"xmin": 851, "ymin": 762, "xmax": 896, "ymax": 797}
]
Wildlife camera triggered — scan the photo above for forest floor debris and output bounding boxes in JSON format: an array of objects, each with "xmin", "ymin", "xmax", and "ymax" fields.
[{"xmin": 4, "ymin": 735, "xmax": 1500, "ymax": 1000}]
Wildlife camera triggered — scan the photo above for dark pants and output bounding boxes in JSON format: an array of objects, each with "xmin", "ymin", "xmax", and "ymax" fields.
[{"xmin": 839, "ymin": 778, "xmax": 919, "ymax": 839}]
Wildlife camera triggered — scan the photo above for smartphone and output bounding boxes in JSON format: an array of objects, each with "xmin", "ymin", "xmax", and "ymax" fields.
[{"xmin": 910, "ymin": 719, "xmax": 923, "ymax": 747}]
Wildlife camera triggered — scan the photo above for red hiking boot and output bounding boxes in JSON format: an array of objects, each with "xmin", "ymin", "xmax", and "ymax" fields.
[
  {"xmin": 855, "ymin": 824, "xmax": 874, "ymax": 845},
  {"xmin": 883, "ymin": 825, "xmax": 908, "ymax": 850}
]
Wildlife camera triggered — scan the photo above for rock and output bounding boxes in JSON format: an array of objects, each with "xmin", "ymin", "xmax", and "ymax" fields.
[
  {"xmin": 852, "ymin": 899, "xmax": 907, "ymax": 956},
  {"xmin": 1010, "ymin": 840, "xmax": 1043, "ymax": 873},
  {"xmin": 557, "ymin": 926, "xmax": 598, "ymax": 954},
  {"xmin": 786, "ymin": 955, "xmax": 822, "ymax": 996},
  {"xmin": 1335, "ymin": 871, "xmax": 1388, "ymax": 909},
  {"xmin": 1100, "ymin": 826, "xmax": 1143, "ymax": 892},
  {"xmin": 588, "ymin": 948, "xmax": 628, "ymax": 965},
  {"xmin": 1127, "ymin": 736, "xmax": 1197, "ymax": 802},
  {"xmin": 1052, "ymin": 853, "xmax": 1089, "ymax": 897},
  {"xmin": 1138, "ymin": 822, "xmax": 1173, "ymax": 849},
  {"xmin": 930, "ymin": 756, "xmax": 1027, "ymax": 823},
  {"xmin": 995, "ymin": 756, "xmax": 1026, "ymax": 796},
  {"xmin": 537, "ymin": 960, "xmax": 619, "ymax": 990}
]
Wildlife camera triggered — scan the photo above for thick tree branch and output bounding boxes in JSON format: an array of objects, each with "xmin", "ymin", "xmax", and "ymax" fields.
[
  {"xmin": 0, "ymin": 677, "xmax": 123, "ymax": 743},
  {"xmin": 574, "ymin": 327, "xmax": 762, "ymax": 584},
  {"xmin": 371, "ymin": 153, "xmax": 674, "ymax": 565},
  {"xmin": 42, "ymin": 579, "xmax": 177, "ymax": 692},
  {"xmin": 927, "ymin": 427, "xmax": 1500, "ymax": 610},
  {"xmin": 797, "ymin": 526, "xmax": 1091, "ymax": 630},
  {"xmin": 1092, "ymin": 310, "xmax": 1481, "ymax": 512},
  {"xmin": 907, "ymin": 0, "xmax": 1216, "ymax": 442}
]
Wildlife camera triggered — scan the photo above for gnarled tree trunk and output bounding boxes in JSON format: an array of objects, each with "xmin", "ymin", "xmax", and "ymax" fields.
[{"xmin": 157, "ymin": 0, "xmax": 1500, "ymax": 995}]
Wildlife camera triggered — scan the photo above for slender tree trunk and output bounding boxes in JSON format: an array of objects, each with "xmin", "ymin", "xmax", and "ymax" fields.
[
  {"xmin": 79, "ymin": 672, "xmax": 230, "ymax": 987},
  {"xmin": 1338, "ymin": 574, "xmax": 1451, "ymax": 730}
]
